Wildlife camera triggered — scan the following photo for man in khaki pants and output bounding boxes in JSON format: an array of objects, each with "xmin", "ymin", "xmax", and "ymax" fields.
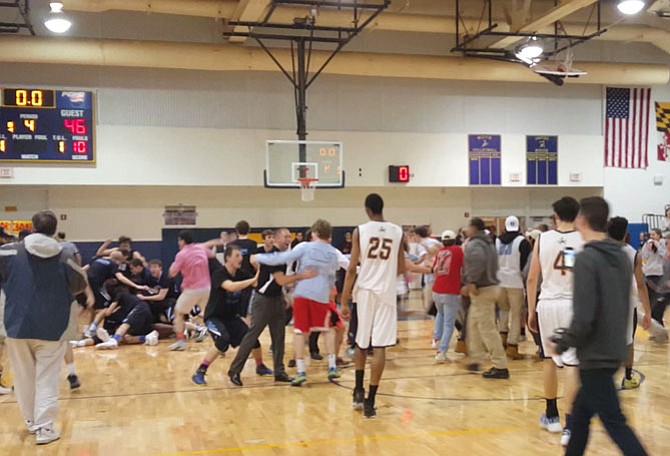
[{"xmin": 462, "ymin": 218, "xmax": 509, "ymax": 379}]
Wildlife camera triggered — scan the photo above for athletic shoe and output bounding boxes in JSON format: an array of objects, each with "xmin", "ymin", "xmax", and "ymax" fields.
[
  {"xmin": 192, "ymin": 370, "xmax": 207, "ymax": 386},
  {"xmin": 621, "ymin": 372, "xmax": 641, "ymax": 390},
  {"xmin": 346, "ymin": 347, "xmax": 355, "ymax": 358},
  {"xmin": 363, "ymin": 398, "xmax": 377, "ymax": 419},
  {"xmin": 288, "ymin": 359, "xmax": 297, "ymax": 368},
  {"xmin": 25, "ymin": 420, "xmax": 38, "ymax": 434},
  {"xmin": 36, "ymin": 427, "xmax": 60, "ymax": 445},
  {"xmin": 256, "ymin": 364, "xmax": 274, "ymax": 377},
  {"xmin": 353, "ymin": 388, "xmax": 365, "ymax": 411},
  {"xmin": 229, "ymin": 372, "xmax": 243, "ymax": 387},
  {"xmin": 194, "ymin": 326, "xmax": 208, "ymax": 343},
  {"xmin": 431, "ymin": 339, "xmax": 438, "ymax": 348},
  {"xmin": 68, "ymin": 341, "xmax": 79, "ymax": 349},
  {"xmin": 435, "ymin": 352, "xmax": 448, "ymax": 363},
  {"xmin": 169, "ymin": 340, "xmax": 186, "ymax": 351},
  {"xmin": 561, "ymin": 428, "xmax": 571, "ymax": 447},
  {"xmin": 144, "ymin": 330, "xmax": 159, "ymax": 346},
  {"xmin": 336, "ymin": 357, "xmax": 350, "ymax": 367},
  {"xmin": 540, "ymin": 413, "xmax": 562, "ymax": 433},
  {"xmin": 327, "ymin": 368, "xmax": 341, "ymax": 382},
  {"xmin": 291, "ymin": 373, "xmax": 307, "ymax": 387},
  {"xmin": 0, "ymin": 385, "xmax": 12, "ymax": 395},
  {"xmin": 482, "ymin": 367, "xmax": 509, "ymax": 379},
  {"xmin": 274, "ymin": 373, "xmax": 293, "ymax": 383},
  {"xmin": 95, "ymin": 339, "xmax": 118, "ymax": 350},
  {"xmin": 67, "ymin": 374, "xmax": 81, "ymax": 390},
  {"xmin": 96, "ymin": 327, "xmax": 111, "ymax": 343},
  {"xmin": 310, "ymin": 352, "xmax": 323, "ymax": 361}
]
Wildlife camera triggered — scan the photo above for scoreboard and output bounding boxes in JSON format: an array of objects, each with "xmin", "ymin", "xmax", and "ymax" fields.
[{"xmin": 0, "ymin": 88, "xmax": 95, "ymax": 163}]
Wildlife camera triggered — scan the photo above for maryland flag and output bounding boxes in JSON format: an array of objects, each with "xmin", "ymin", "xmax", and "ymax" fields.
[{"xmin": 657, "ymin": 102, "xmax": 670, "ymax": 162}]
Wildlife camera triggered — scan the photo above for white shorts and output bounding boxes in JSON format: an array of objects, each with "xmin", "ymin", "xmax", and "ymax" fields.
[
  {"xmin": 175, "ymin": 287, "xmax": 210, "ymax": 315},
  {"xmin": 537, "ymin": 299, "xmax": 579, "ymax": 367},
  {"xmin": 355, "ymin": 290, "xmax": 397, "ymax": 349}
]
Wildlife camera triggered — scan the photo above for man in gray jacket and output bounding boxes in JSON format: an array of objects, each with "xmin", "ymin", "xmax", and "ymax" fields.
[
  {"xmin": 552, "ymin": 198, "xmax": 647, "ymax": 456},
  {"xmin": 0, "ymin": 211, "xmax": 87, "ymax": 445},
  {"xmin": 462, "ymin": 218, "xmax": 509, "ymax": 379}
]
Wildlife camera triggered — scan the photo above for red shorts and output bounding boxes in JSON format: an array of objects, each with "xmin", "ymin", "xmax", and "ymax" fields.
[{"xmin": 293, "ymin": 297, "xmax": 332, "ymax": 333}]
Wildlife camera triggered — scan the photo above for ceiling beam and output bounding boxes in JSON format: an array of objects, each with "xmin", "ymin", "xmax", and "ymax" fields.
[
  {"xmin": 490, "ymin": 0, "xmax": 600, "ymax": 49},
  {"xmin": 0, "ymin": 36, "xmax": 666, "ymax": 86},
  {"xmin": 226, "ymin": 0, "xmax": 274, "ymax": 43}
]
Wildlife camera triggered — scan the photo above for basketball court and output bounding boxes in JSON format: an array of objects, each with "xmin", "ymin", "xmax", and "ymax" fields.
[{"xmin": 1, "ymin": 0, "xmax": 670, "ymax": 455}]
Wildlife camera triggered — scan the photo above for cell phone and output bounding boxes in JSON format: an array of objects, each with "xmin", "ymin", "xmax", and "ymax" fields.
[{"xmin": 563, "ymin": 247, "xmax": 576, "ymax": 269}]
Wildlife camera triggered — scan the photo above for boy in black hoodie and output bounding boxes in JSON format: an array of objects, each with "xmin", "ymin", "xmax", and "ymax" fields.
[{"xmin": 552, "ymin": 197, "xmax": 647, "ymax": 456}]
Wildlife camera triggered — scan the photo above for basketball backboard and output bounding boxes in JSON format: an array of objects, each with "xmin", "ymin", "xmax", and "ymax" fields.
[{"xmin": 264, "ymin": 140, "xmax": 344, "ymax": 188}]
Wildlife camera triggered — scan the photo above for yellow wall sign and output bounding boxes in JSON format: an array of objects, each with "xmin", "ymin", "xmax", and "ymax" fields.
[{"xmin": 0, "ymin": 220, "xmax": 33, "ymax": 236}]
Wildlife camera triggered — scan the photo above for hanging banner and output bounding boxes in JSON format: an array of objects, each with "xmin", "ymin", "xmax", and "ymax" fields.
[
  {"xmin": 468, "ymin": 134, "xmax": 501, "ymax": 185},
  {"xmin": 656, "ymin": 102, "xmax": 670, "ymax": 162},
  {"xmin": 527, "ymin": 135, "xmax": 558, "ymax": 185}
]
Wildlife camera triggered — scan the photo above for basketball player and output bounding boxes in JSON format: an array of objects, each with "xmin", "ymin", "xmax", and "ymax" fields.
[
  {"xmin": 607, "ymin": 217, "xmax": 652, "ymax": 389},
  {"xmin": 341, "ymin": 193, "xmax": 405, "ymax": 419},
  {"xmin": 95, "ymin": 291, "xmax": 159, "ymax": 349},
  {"xmin": 254, "ymin": 220, "xmax": 341, "ymax": 387},
  {"xmin": 168, "ymin": 230, "xmax": 216, "ymax": 351},
  {"xmin": 527, "ymin": 197, "xmax": 584, "ymax": 446}
]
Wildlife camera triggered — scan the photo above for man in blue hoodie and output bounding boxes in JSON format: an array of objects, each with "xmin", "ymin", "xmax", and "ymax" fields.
[
  {"xmin": 551, "ymin": 198, "xmax": 647, "ymax": 456},
  {"xmin": 0, "ymin": 211, "xmax": 87, "ymax": 446}
]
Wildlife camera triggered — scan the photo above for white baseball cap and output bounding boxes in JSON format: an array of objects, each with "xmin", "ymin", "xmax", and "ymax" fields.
[
  {"xmin": 441, "ymin": 230, "xmax": 457, "ymax": 241},
  {"xmin": 505, "ymin": 216, "xmax": 520, "ymax": 232}
]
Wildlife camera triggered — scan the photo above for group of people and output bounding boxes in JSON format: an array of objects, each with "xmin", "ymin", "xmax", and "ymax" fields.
[{"xmin": 0, "ymin": 194, "xmax": 666, "ymax": 455}]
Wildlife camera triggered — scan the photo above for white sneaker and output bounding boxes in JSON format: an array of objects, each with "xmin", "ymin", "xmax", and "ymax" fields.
[
  {"xmin": 430, "ymin": 339, "xmax": 438, "ymax": 348},
  {"xmin": 539, "ymin": 413, "xmax": 562, "ymax": 433},
  {"xmin": 144, "ymin": 330, "xmax": 159, "ymax": 346},
  {"xmin": 36, "ymin": 427, "xmax": 60, "ymax": 445},
  {"xmin": 169, "ymin": 339, "xmax": 186, "ymax": 351},
  {"xmin": 194, "ymin": 326, "xmax": 208, "ymax": 343},
  {"xmin": 560, "ymin": 428, "xmax": 571, "ymax": 447},
  {"xmin": 435, "ymin": 352, "xmax": 448, "ymax": 363},
  {"xmin": 0, "ymin": 385, "xmax": 12, "ymax": 395},
  {"xmin": 95, "ymin": 339, "xmax": 119, "ymax": 350},
  {"xmin": 96, "ymin": 327, "xmax": 111, "ymax": 343},
  {"xmin": 25, "ymin": 420, "xmax": 38, "ymax": 434}
]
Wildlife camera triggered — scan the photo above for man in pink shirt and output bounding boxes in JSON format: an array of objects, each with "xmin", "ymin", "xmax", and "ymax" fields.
[{"xmin": 168, "ymin": 230, "xmax": 215, "ymax": 351}]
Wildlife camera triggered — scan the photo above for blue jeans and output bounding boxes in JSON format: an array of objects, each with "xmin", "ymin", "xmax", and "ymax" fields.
[{"xmin": 432, "ymin": 292, "xmax": 460, "ymax": 353}]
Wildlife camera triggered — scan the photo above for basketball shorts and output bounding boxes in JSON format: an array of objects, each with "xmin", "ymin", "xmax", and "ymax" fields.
[
  {"xmin": 354, "ymin": 290, "xmax": 397, "ymax": 349},
  {"xmin": 123, "ymin": 302, "xmax": 154, "ymax": 336},
  {"xmin": 206, "ymin": 317, "xmax": 249, "ymax": 353},
  {"xmin": 537, "ymin": 299, "xmax": 578, "ymax": 367},
  {"xmin": 175, "ymin": 287, "xmax": 210, "ymax": 315},
  {"xmin": 293, "ymin": 297, "xmax": 331, "ymax": 334}
]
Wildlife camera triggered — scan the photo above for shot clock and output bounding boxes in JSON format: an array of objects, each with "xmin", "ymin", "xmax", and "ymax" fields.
[
  {"xmin": 389, "ymin": 165, "xmax": 410, "ymax": 183},
  {"xmin": 0, "ymin": 88, "xmax": 95, "ymax": 163}
]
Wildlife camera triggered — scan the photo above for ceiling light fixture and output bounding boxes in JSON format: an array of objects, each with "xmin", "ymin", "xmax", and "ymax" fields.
[
  {"xmin": 515, "ymin": 36, "xmax": 543, "ymax": 63},
  {"xmin": 44, "ymin": 2, "xmax": 72, "ymax": 33},
  {"xmin": 617, "ymin": 0, "xmax": 646, "ymax": 15}
]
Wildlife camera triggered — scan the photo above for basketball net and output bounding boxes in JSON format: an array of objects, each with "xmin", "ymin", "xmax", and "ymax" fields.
[{"xmin": 297, "ymin": 178, "xmax": 318, "ymax": 202}]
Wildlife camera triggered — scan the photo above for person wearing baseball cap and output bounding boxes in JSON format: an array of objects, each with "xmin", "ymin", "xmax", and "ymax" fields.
[
  {"xmin": 430, "ymin": 229, "xmax": 464, "ymax": 363},
  {"xmin": 496, "ymin": 216, "xmax": 531, "ymax": 360}
]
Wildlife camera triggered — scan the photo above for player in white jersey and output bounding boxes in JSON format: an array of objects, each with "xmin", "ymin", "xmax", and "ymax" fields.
[
  {"xmin": 341, "ymin": 193, "xmax": 405, "ymax": 419},
  {"xmin": 607, "ymin": 217, "xmax": 653, "ymax": 390},
  {"xmin": 527, "ymin": 197, "xmax": 584, "ymax": 446}
]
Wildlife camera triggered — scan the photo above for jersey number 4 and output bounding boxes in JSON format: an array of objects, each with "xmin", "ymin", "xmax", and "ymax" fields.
[{"xmin": 367, "ymin": 237, "xmax": 393, "ymax": 260}]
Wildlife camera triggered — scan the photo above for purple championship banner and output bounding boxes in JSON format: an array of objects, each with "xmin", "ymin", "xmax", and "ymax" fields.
[
  {"xmin": 527, "ymin": 135, "xmax": 558, "ymax": 185},
  {"xmin": 468, "ymin": 134, "xmax": 501, "ymax": 185}
]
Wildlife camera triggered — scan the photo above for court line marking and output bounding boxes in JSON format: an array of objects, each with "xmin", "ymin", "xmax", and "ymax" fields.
[{"xmin": 157, "ymin": 424, "xmax": 538, "ymax": 456}]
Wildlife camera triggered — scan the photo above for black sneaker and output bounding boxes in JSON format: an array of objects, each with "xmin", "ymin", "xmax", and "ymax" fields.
[
  {"xmin": 274, "ymin": 372, "xmax": 294, "ymax": 383},
  {"xmin": 228, "ymin": 372, "xmax": 243, "ymax": 387},
  {"xmin": 482, "ymin": 367, "xmax": 510, "ymax": 379},
  {"xmin": 466, "ymin": 363, "xmax": 481, "ymax": 372},
  {"xmin": 363, "ymin": 398, "xmax": 377, "ymax": 419},
  {"xmin": 288, "ymin": 359, "xmax": 296, "ymax": 368},
  {"xmin": 310, "ymin": 352, "xmax": 323, "ymax": 361},
  {"xmin": 67, "ymin": 374, "xmax": 81, "ymax": 390},
  {"xmin": 353, "ymin": 388, "xmax": 365, "ymax": 411}
]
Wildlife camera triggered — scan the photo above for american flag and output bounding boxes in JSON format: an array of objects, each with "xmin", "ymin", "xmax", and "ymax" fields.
[{"xmin": 605, "ymin": 87, "xmax": 651, "ymax": 169}]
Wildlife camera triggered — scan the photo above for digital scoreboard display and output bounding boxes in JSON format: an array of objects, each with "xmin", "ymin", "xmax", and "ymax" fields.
[{"xmin": 0, "ymin": 88, "xmax": 95, "ymax": 163}]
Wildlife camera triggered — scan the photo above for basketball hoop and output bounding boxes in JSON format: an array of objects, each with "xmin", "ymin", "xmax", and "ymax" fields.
[{"xmin": 297, "ymin": 177, "xmax": 318, "ymax": 202}]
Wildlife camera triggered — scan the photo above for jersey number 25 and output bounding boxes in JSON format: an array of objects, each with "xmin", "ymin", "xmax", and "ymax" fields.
[{"xmin": 367, "ymin": 237, "xmax": 393, "ymax": 260}]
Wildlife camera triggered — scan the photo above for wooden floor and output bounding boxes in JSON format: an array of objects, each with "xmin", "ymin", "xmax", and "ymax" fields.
[{"xmin": 1, "ymin": 294, "xmax": 669, "ymax": 456}]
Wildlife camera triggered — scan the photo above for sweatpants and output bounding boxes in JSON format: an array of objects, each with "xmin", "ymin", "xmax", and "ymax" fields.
[
  {"xmin": 6, "ymin": 338, "xmax": 67, "ymax": 429},
  {"xmin": 566, "ymin": 367, "xmax": 647, "ymax": 456},
  {"xmin": 228, "ymin": 293, "xmax": 286, "ymax": 376},
  {"xmin": 467, "ymin": 285, "xmax": 507, "ymax": 369}
]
